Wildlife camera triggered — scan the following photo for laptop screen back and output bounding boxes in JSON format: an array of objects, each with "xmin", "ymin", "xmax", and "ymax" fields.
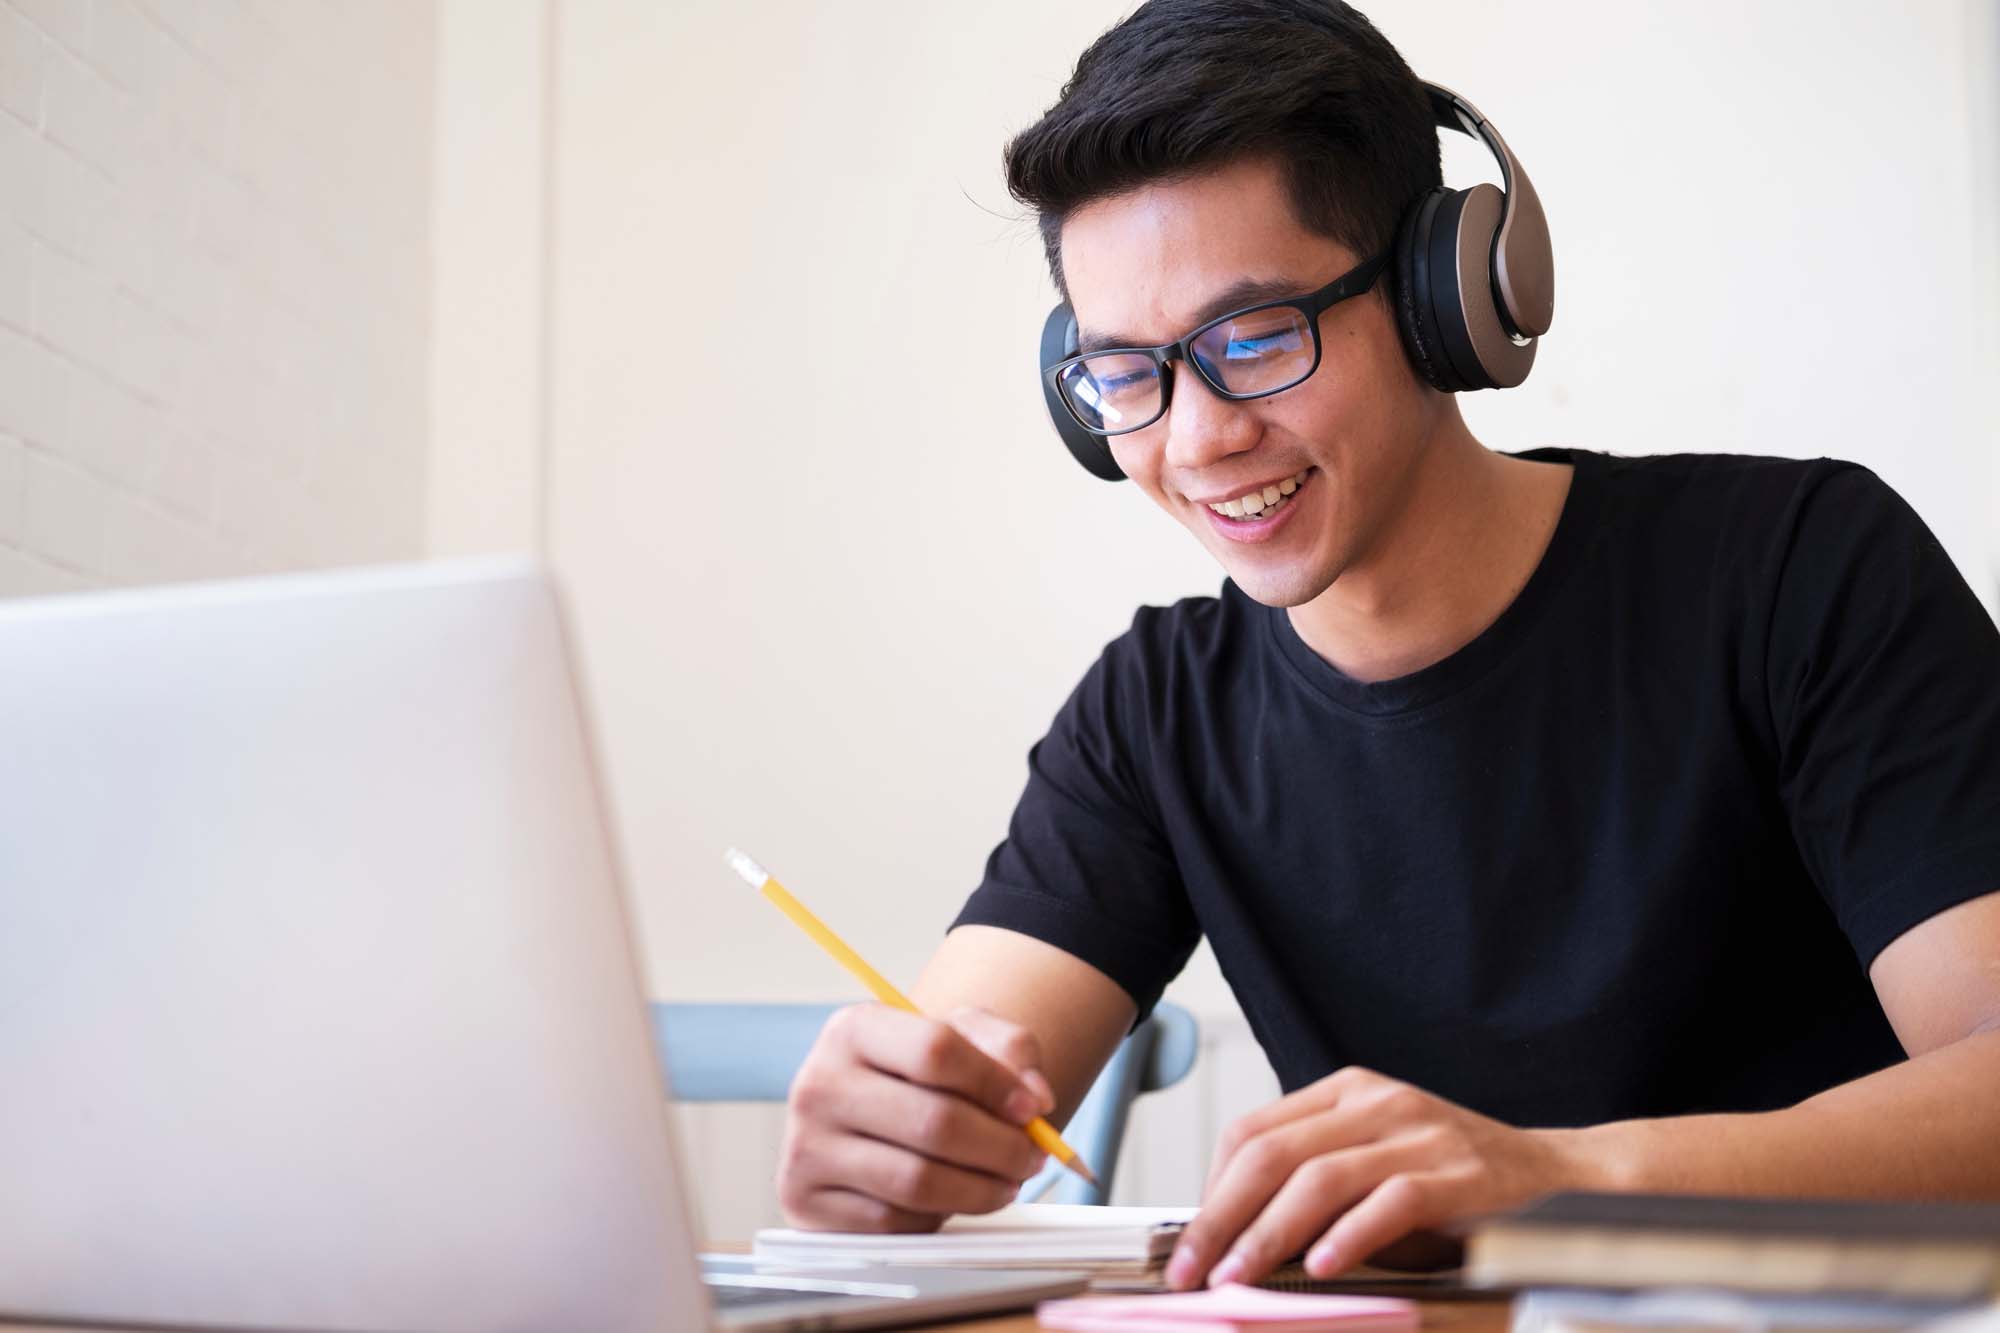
[{"xmin": 0, "ymin": 562, "xmax": 708, "ymax": 1331}]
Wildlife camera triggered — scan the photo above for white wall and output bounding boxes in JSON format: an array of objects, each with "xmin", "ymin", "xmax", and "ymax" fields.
[
  {"xmin": 1975, "ymin": 0, "xmax": 2000, "ymax": 577},
  {"xmin": 429, "ymin": 0, "xmax": 543, "ymax": 558},
  {"xmin": 0, "ymin": 0, "xmax": 434, "ymax": 598}
]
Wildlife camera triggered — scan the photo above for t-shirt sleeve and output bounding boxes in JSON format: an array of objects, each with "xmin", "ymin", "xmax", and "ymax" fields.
[
  {"xmin": 1765, "ymin": 463, "xmax": 2000, "ymax": 967},
  {"xmin": 950, "ymin": 623, "xmax": 1201, "ymax": 1022}
]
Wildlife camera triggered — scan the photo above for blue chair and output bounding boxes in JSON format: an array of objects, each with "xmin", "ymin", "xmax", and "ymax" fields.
[{"xmin": 652, "ymin": 1000, "xmax": 1199, "ymax": 1206}]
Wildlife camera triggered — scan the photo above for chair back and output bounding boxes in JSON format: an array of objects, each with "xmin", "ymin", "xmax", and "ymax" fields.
[
  {"xmin": 652, "ymin": 1003, "xmax": 832, "ymax": 1103},
  {"xmin": 652, "ymin": 1000, "xmax": 1199, "ymax": 1205}
]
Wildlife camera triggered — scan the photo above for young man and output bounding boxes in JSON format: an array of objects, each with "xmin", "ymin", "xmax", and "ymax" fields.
[{"xmin": 776, "ymin": 0, "xmax": 2000, "ymax": 1288}]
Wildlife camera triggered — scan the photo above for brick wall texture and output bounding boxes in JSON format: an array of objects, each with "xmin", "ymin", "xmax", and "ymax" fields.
[{"xmin": 0, "ymin": 0, "xmax": 434, "ymax": 597}]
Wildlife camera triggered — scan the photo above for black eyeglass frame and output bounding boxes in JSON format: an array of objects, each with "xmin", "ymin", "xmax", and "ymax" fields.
[{"xmin": 1042, "ymin": 248, "xmax": 1392, "ymax": 438}]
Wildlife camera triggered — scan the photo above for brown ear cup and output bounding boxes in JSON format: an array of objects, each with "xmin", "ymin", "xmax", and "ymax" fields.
[
  {"xmin": 1442, "ymin": 183, "xmax": 1537, "ymax": 389},
  {"xmin": 1392, "ymin": 183, "xmax": 1540, "ymax": 392}
]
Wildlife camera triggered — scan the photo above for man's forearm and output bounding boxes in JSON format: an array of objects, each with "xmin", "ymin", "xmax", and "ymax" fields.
[{"xmin": 1564, "ymin": 1027, "xmax": 2000, "ymax": 1198}]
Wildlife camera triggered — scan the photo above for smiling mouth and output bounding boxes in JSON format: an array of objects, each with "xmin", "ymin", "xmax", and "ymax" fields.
[{"xmin": 1200, "ymin": 468, "xmax": 1313, "ymax": 521}]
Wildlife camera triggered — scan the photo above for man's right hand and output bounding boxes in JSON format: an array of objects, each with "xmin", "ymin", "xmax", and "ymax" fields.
[{"xmin": 776, "ymin": 1003, "xmax": 1058, "ymax": 1232}]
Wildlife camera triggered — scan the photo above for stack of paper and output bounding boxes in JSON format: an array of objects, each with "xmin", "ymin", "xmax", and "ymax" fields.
[{"xmin": 753, "ymin": 1203, "xmax": 1196, "ymax": 1281}]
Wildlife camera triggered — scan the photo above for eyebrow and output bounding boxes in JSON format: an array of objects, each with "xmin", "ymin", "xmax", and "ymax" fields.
[{"xmin": 1075, "ymin": 276, "xmax": 1310, "ymax": 355}]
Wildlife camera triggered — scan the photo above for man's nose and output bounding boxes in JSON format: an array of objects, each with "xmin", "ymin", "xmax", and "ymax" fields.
[{"xmin": 1161, "ymin": 364, "xmax": 1261, "ymax": 475}]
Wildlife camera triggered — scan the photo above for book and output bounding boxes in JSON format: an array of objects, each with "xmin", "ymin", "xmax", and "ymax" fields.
[
  {"xmin": 752, "ymin": 1203, "xmax": 1194, "ymax": 1279},
  {"xmin": 1466, "ymin": 1193, "xmax": 2000, "ymax": 1302},
  {"xmin": 1509, "ymin": 1286, "xmax": 1987, "ymax": 1333},
  {"xmin": 1035, "ymin": 1284, "xmax": 1419, "ymax": 1332}
]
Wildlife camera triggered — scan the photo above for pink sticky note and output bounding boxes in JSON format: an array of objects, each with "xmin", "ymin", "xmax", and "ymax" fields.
[{"xmin": 1036, "ymin": 1284, "xmax": 1421, "ymax": 1333}]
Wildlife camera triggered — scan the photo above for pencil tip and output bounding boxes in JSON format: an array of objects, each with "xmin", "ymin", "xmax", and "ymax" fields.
[{"xmin": 1072, "ymin": 1158, "xmax": 1099, "ymax": 1186}]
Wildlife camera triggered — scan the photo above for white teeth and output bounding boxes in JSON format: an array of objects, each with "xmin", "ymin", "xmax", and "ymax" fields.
[{"xmin": 1206, "ymin": 469, "xmax": 1311, "ymax": 520}]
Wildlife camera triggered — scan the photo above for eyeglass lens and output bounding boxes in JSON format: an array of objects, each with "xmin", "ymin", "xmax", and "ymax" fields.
[{"xmin": 1058, "ymin": 305, "xmax": 1318, "ymax": 434}]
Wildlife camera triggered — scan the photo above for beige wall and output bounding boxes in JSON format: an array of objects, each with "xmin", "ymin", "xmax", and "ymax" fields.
[
  {"xmin": 429, "ymin": 0, "xmax": 544, "ymax": 558},
  {"xmin": 1977, "ymin": 0, "xmax": 2000, "ymax": 594},
  {"xmin": 0, "ymin": 0, "xmax": 434, "ymax": 596}
]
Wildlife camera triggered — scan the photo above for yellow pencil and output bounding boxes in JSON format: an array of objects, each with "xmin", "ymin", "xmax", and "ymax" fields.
[{"xmin": 724, "ymin": 847, "xmax": 1097, "ymax": 1188}]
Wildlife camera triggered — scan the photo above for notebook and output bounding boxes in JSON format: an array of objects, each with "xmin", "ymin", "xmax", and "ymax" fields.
[
  {"xmin": 1034, "ymin": 1284, "xmax": 1419, "ymax": 1332},
  {"xmin": 1466, "ymin": 1193, "xmax": 2000, "ymax": 1301},
  {"xmin": 753, "ymin": 1203, "xmax": 1194, "ymax": 1280}
]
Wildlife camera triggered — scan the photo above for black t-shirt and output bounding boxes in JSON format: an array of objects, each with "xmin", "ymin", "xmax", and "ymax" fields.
[{"xmin": 952, "ymin": 449, "xmax": 2000, "ymax": 1127}]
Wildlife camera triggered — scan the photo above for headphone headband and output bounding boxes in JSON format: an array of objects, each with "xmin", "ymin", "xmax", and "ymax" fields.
[{"xmin": 1422, "ymin": 84, "xmax": 1553, "ymax": 340}]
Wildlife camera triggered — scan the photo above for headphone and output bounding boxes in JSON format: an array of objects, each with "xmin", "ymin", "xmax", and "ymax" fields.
[{"xmin": 1038, "ymin": 82, "xmax": 1555, "ymax": 481}]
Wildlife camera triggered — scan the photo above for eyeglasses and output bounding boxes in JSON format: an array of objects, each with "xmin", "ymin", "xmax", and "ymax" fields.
[{"xmin": 1044, "ymin": 249, "xmax": 1391, "ymax": 437}]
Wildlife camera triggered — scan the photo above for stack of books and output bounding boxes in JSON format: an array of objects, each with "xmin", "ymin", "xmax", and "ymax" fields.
[{"xmin": 1465, "ymin": 1193, "xmax": 2000, "ymax": 1333}]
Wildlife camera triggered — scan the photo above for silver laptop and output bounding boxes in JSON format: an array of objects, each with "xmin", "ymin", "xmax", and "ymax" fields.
[{"xmin": 0, "ymin": 560, "xmax": 1085, "ymax": 1332}]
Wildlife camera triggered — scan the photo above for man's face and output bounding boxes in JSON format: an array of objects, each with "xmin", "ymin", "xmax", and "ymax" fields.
[{"xmin": 1059, "ymin": 156, "xmax": 1438, "ymax": 608}]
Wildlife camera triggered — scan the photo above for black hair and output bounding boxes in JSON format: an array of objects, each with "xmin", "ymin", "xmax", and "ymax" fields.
[{"xmin": 1003, "ymin": 0, "xmax": 1440, "ymax": 297}]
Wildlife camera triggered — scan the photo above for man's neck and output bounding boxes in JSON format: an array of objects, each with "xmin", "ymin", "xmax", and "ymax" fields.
[{"xmin": 1286, "ymin": 418, "xmax": 1573, "ymax": 685}]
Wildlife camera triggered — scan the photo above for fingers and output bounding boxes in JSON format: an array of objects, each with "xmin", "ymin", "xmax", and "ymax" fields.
[
  {"xmin": 833, "ymin": 1005, "xmax": 1048, "ymax": 1125},
  {"xmin": 1205, "ymin": 1138, "xmax": 1434, "ymax": 1287},
  {"xmin": 1174, "ymin": 1116, "xmax": 1341, "ymax": 1288},
  {"xmin": 778, "ymin": 1003, "xmax": 1055, "ymax": 1234},
  {"xmin": 1174, "ymin": 1074, "xmax": 1445, "ymax": 1290},
  {"xmin": 799, "ymin": 1132, "xmax": 1029, "ymax": 1217},
  {"xmin": 1170, "ymin": 1130, "xmax": 1422, "ymax": 1289},
  {"xmin": 1202, "ymin": 1067, "xmax": 1367, "ymax": 1199},
  {"xmin": 793, "ymin": 1063, "xmax": 1047, "ymax": 1183},
  {"xmin": 1182, "ymin": 1079, "xmax": 1418, "ymax": 1269},
  {"xmin": 1304, "ymin": 1170, "xmax": 1470, "ymax": 1277}
]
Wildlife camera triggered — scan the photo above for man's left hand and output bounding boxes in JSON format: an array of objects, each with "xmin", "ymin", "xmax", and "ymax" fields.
[{"xmin": 1167, "ymin": 1066, "xmax": 1603, "ymax": 1289}]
